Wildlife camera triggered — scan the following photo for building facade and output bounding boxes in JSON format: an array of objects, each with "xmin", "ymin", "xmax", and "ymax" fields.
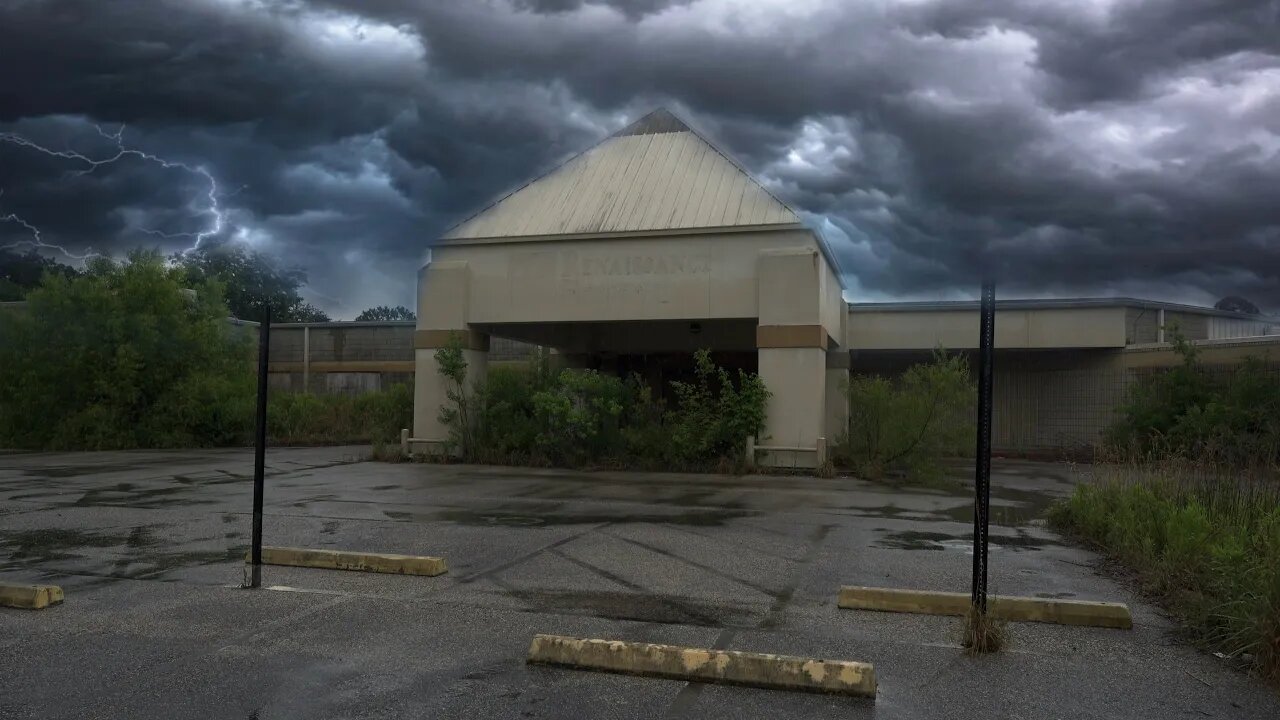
[{"xmin": 380, "ymin": 109, "xmax": 1277, "ymax": 464}]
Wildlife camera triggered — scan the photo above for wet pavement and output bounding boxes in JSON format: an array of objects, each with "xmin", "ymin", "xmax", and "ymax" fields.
[{"xmin": 1, "ymin": 448, "xmax": 1276, "ymax": 719}]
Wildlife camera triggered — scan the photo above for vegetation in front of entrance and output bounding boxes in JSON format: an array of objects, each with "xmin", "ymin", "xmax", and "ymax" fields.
[
  {"xmin": 1050, "ymin": 464, "xmax": 1280, "ymax": 685},
  {"xmin": 0, "ymin": 252, "xmax": 411, "ymax": 450},
  {"xmin": 433, "ymin": 340, "xmax": 769, "ymax": 470},
  {"xmin": 833, "ymin": 350, "xmax": 975, "ymax": 482}
]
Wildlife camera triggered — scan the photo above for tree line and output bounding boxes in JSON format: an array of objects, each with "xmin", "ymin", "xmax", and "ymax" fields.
[{"xmin": 0, "ymin": 243, "xmax": 413, "ymax": 322}]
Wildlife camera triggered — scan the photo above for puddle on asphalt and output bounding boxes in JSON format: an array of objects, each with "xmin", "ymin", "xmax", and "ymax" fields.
[
  {"xmin": 20, "ymin": 458, "xmax": 185, "ymax": 478},
  {"xmin": 69, "ymin": 483, "xmax": 221, "ymax": 509},
  {"xmin": 3, "ymin": 528, "xmax": 133, "ymax": 560},
  {"xmin": 0, "ymin": 525, "xmax": 243, "ymax": 583},
  {"xmin": 873, "ymin": 529, "xmax": 1063, "ymax": 552},
  {"xmin": 505, "ymin": 588, "xmax": 754, "ymax": 628},
  {"xmin": 850, "ymin": 483, "xmax": 1061, "ymax": 527}
]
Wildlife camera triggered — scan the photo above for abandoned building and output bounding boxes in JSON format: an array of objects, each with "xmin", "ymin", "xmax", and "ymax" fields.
[{"xmin": 253, "ymin": 109, "xmax": 1278, "ymax": 465}]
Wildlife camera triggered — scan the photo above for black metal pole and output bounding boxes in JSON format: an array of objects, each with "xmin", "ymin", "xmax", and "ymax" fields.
[
  {"xmin": 970, "ymin": 281, "xmax": 995, "ymax": 613},
  {"xmin": 249, "ymin": 306, "xmax": 270, "ymax": 588}
]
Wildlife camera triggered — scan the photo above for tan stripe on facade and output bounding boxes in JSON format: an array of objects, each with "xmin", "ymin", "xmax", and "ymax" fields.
[
  {"xmin": 413, "ymin": 329, "xmax": 491, "ymax": 351},
  {"xmin": 756, "ymin": 324, "xmax": 828, "ymax": 349}
]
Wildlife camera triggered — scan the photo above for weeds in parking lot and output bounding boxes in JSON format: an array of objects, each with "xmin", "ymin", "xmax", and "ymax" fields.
[
  {"xmin": 1050, "ymin": 461, "xmax": 1280, "ymax": 684},
  {"xmin": 961, "ymin": 606, "xmax": 1006, "ymax": 655}
]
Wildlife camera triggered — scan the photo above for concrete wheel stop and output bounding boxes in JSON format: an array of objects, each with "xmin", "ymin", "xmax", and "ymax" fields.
[
  {"xmin": 837, "ymin": 586, "xmax": 1132, "ymax": 629},
  {"xmin": 526, "ymin": 634, "xmax": 877, "ymax": 697},
  {"xmin": 247, "ymin": 547, "xmax": 448, "ymax": 577},
  {"xmin": 0, "ymin": 583, "xmax": 65, "ymax": 610}
]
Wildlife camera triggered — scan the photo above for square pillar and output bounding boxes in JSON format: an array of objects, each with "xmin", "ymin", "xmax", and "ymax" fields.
[
  {"xmin": 756, "ymin": 248, "xmax": 830, "ymax": 468},
  {"xmin": 412, "ymin": 260, "xmax": 488, "ymax": 455},
  {"xmin": 412, "ymin": 330, "xmax": 488, "ymax": 455}
]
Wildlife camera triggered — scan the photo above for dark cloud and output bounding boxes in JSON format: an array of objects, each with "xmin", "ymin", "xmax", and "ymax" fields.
[{"xmin": 1, "ymin": 0, "xmax": 1277, "ymax": 315}]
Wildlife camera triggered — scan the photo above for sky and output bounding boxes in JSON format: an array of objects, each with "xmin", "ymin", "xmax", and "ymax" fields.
[{"xmin": 1, "ymin": 0, "xmax": 1278, "ymax": 317}]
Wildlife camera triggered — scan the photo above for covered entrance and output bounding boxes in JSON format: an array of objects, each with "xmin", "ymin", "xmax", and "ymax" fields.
[{"xmin": 411, "ymin": 109, "xmax": 849, "ymax": 467}]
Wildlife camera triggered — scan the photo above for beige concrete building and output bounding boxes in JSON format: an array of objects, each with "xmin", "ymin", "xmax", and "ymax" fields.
[
  {"xmin": 847, "ymin": 298, "xmax": 1279, "ymax": 454},
  {"xmin": 411, "ymin": 109, "xmax": 846, "ymax": 467},
  {"xmin": 403, "ymin": 109, "xmax": 1279, "ymax": 464}
]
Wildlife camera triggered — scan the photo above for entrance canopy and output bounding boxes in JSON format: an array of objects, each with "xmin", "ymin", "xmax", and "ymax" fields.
[{"xmin": 413, "ymin": 108, "xmax": 848, "ymax": 466}]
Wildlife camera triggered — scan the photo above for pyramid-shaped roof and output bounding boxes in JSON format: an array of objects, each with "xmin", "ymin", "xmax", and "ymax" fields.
[{"xmin": 441, "ymin": 108, "xmax": 801, "ymax": 242}]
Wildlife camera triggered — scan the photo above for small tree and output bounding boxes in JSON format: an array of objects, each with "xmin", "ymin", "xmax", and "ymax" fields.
[
  {"xmin": 837, "ymin": 350, "xmax": 975, "ymax": 481},
  {"xmin": 666, "ymin": 349, "xmax": 770, "ymax": 464},
  {"xmin": 434, "ymin": 334, "xmax": 475, "ymax": 458}
]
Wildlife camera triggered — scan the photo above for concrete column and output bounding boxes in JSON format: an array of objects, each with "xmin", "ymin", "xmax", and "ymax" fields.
[
  {"xmin": 412, "ymin": 260, "xmax": 488, "ymax": 455},
  {"xmin": 302, "ymin": 325, "xmax": 310, "ymax": 393},
  {"xmin": 756, "ymin": 247, "xmax": 831, "ymax": 468}
]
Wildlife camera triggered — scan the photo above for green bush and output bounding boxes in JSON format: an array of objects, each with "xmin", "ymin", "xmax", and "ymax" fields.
[
  {"xmin": 834, "ymin": 350, "xmax": 974, "ymax": 481},
  {"xmin": 1051, "ymin": 468, "xmax": 1280, "ymax": 684},
  {"xmin": 0, "ymin": 251, "xmax": 412, "ymax": 450},
  {"xmin": 434, "ymin": 336, "xmax": 477, "ymax": 457},
  {"xmin": 532, "ymin": 369, "xmax": 628, "ymax": 465},
  {"xmin": 433, "ymin": 348, "xmax": 770, "ymax": 470},
  {"xmin": 0, "ymin": 251, "xmax": 255, "ymax": 449},
  {"xmin": 475, "ymin": 362, "xmax": 554, "ymax": 462},
  {"xmin": 665, "ymin": 349, "xmax": 770, "ymax": 465},
  {"xmin": 267, "ymin": 383, "xmax": 412, "ymax": 446},
  {"xmin": 1107, "ymin": 330, "xmax": 1280, "ymax": 467}
]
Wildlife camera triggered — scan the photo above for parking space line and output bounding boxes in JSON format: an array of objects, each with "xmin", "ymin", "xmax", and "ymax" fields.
[
  {"xmin": 662, "ymin": 523, "xmax": 834, "ymax": 717},
  {"xmin": 454, "ymin": 522, "xmax": 609, "ymax": 584}
]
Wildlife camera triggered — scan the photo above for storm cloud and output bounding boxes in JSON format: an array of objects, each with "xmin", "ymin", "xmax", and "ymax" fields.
[{"xmin": 1, "ymin": 0, "xmax": 1277, "ymax": 315}]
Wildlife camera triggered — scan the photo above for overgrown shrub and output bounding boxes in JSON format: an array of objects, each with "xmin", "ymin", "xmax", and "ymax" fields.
[
  {"xmin": 834, "ymin": 350, "xmax": 974, "ymax": 481},
  {"xmin": 0, "ymin": 251, "xmax": 255, "ymax": 449},
  {"xmin": 665, "ymin": 349, "xmax": 770, "ymax": 465},
  {"xmin": 432, "ymin": 348, "xmax": 769, "ymax": 470},
  {"xmin": 434, "ymin": 336, "xmax": 476, "ymax": 457},
  {"xmin": 1050, "ymin": 466, "xmax": 1280, "ymax": 684},
  {"xmin": 475, "ymin": 360, "xmax": 555, "ymax": 463},
  {"xmin": 0, "ymin": 251, "xmax": 411, "ymax": 450},
  {"xmin": 267, "ymin": 383, "xmax": 412, "ymax": 446},
  {"xmin": 1106, "ymin": 330, "xmax": 1280, "ymax": 468},
  {"xmin": 532, "ymin": 369, "xmax": 628, "ymax": 464}
]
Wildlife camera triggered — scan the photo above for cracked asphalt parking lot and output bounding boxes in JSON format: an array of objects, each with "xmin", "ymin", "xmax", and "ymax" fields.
[{"xmin": 1, "ymin": 446, "xmax": 1277, "ymax": 719}]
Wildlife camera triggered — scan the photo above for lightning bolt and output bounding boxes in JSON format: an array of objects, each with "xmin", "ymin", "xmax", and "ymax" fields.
[
  {"xmin": 0, "ymin": 189, "xmax": 101, "ymax": 260},
  {"xmin": 0, "ymin": 124, "xmax": 227, "ymax": 260}
]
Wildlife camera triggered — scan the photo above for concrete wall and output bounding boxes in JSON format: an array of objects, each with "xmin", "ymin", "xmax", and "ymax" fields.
[
  {"xmin": 432, "ymin": 227, "xmax": 841, "ymax": 341},
  {"xmin": 416, "ymin": 229, "xmax": 843, "ymax": 465},
  {"xmin": 1164, "ymin": 310, "xmax": 1209, "ymax": 340},
  {"xmin": 1125, "ymin": 307, "xmax": 1160, "ymax": 344},
  {"xmin": 847, "ymin": 307, "xmax": 1128, "ymax": 350},
  {"xmin": 265, "ymin": 322, "xmax": 416, "ymax": 394},
  {"xmin": 850, "ymin": 336, "xmax": 1280, "ymax": 455},
  {"xmin": 1208, "ymin": 316, "xmax": 1278, "ymax": 339}
]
